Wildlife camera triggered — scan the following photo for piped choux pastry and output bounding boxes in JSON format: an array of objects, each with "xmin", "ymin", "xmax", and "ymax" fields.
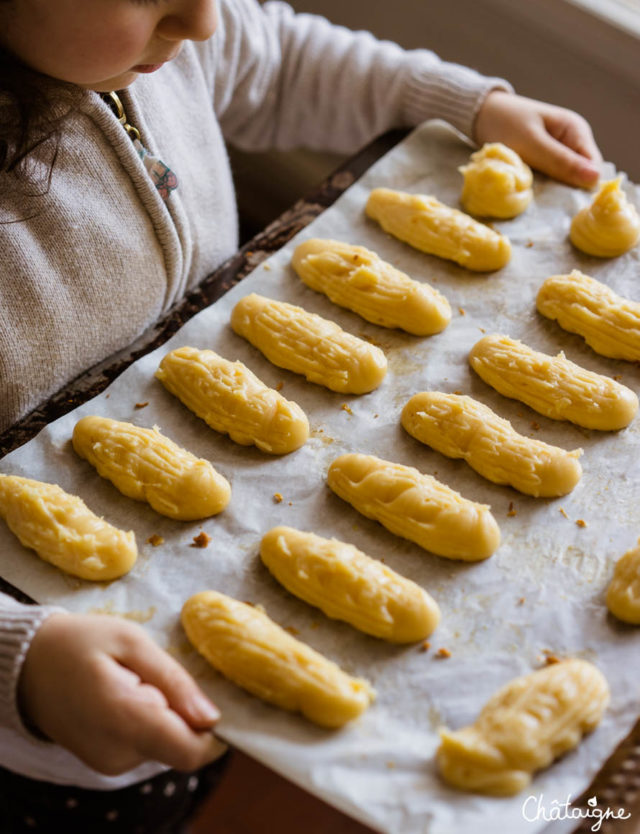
[
  {"xmin": 365, "ymin": 187, "xmax": 511, "ymax": 272},
  {"xmin": 156, "ymin": 346, "xmax": 309, "ymax": 455},
  {"xmin": 260, "ymin": 526, "xmax": 441, "ymax": 642},
  {"xmin": 291, "ymin": 238, "xmax": 451, "ymax": 335},
  {"xmin": 181, "ymin": 590, "xmax": 374, "ymax": 728},
  {"xmin": 401, "ymin": 392, "xmax": 582, "ymax": 497},
  {"xmin": 231, "ymin": 293, "xmax": 387, "ymax": 394},
  {"xmin": 570, "ymin": 178, "xmax": 640, "ymax": 257},
  {"xmin": 460, "ymin": 143, "xmax": 533, "ymax": 219},
  {"xmin": 72, "ymin": 415, "xmax": 231, "ymax": 520},
  {"xmin": 437, "ymin": 659, "xmax": 609, "ymax": 796},
  {"xmin": 537, "ymin": 270, "xmax": 640, "ymax": 362},
  {"xmin": 469, "ymin": 334, "xmax": 638, "ymax": 431},
  {"xmin": 327, "ymin": 453, "xmax": 500, "ymax": 561},
  {"xmin": 0, "ymin": 474, "xmax": 137, "ymax": 581}
]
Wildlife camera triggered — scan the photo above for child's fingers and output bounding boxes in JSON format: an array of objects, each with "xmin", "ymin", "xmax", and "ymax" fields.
[
  {"xmin": 129, "ymin": 704, "xmax": 222, "ymax": 772},
  {"xmin": 116, "ymin": 631, "xmax": 221, "ymax": 729},
  {"xmin": 544, "ymin": 110, "xmax": 602, "ymax": 164},
  {"xmin": 524, "ymin": 127, "xmax": 600, "ymax": 188}
]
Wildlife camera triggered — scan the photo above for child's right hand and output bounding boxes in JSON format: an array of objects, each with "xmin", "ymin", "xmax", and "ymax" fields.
[{"xmin": 17, "ymin": 613, "xmax": 222, "ymax": 776}]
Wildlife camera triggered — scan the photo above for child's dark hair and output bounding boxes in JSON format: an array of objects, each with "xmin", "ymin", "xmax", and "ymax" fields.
[{"xmin": 0, "ymin": 43, "xmax": 81, "ymax": 196}]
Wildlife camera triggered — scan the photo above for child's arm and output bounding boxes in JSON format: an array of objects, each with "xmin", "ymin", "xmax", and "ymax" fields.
[
  {"xmin": 2, "ymin": 597, "xmax": 222, "ymax": 775},
  {"xmin": 474, "ymin": 91, "xmax": 601, "ymax": 188},
  {"xmin": 211, "ymin": 0, "xmax": 511, "ymax": 155},
  {"xmin": 209, "ymin": 0, "xmax": 600, "ymax": 188}
]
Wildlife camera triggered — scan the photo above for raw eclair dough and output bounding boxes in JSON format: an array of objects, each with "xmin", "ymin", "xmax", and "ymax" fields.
[
  {"xmin": 156, "ymin": 346, "xmax": 309, "ymax": 455},
  {"xmin": 260, "ymin": 526, "xmax": 440, "ymax": 642},
  {"xmin": 230, "ymin": 293, "xmax": 387, "ymax": 394},
  {"xmin": 181, "ymin": 590, "xmax": 374, "ymax": 728},
  {"xmin": 537, "ymin": 270, "xmax": 640, "ymax": 362},
  {"xmin": 401, "ymin": 392, "xmax": 582, "ymax": 498},
  {"xmin": 469, "ymin": 334, "xmax": 638, "ymax": 431},
  {"xmin": 606, "ymin": 539, "xmax": 640, "ymax": 624},
  {"xmin": 365, "ymin": 187, "xmax": 511, "ymax": 272},
  {"xmin": 570, "ymin": 178, "xmax": 640, "ymax": 257},
  {"xmin": 291, "ymin": 238, "xmax": 451, "ymax": 335},
  {"xmin": 460, "ymin": 143, "xmax": 533, "ymax": 219},
  {"xmin": 72, "ymin": 416, "xmax": 230, "ymax": 521},
  {"xmin": 437, "ymin": 659, "xmax": 609, "ymax": 796},
  {"xmin": 327, "ymin": 453, "xmax": 500, "ymax": 561},
  {"xmin": 0, "ymin": 474, "xmax": 137, "ymax": 581}
]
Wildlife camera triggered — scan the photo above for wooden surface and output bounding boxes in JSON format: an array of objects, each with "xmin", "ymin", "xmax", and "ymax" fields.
[{"xmin": 1, "ymin": 128, "xmax": 639, "ymax": 833}]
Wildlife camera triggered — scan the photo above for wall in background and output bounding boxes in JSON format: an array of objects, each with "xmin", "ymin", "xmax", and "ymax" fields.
[{"xmin": 231, "ymin": 0, "xmax": 640, "ymax": 236}]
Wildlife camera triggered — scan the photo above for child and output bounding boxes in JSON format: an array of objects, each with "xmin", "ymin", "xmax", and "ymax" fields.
[{"xmin": 0, "ymin": 0, "xmax": 602, "ymax": 831}]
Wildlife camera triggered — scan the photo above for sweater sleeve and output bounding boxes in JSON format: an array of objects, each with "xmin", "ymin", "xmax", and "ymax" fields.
[
  {"xmin": 211, "ymin": 0, "xmax": 512, "ymax": 154},
  {"xmin": 0, "ymin": 593, "xmax": 67, "ymax": 739}
]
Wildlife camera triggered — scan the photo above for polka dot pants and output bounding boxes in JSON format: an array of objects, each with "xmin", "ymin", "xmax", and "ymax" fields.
[{"xmin": 0, "ymin": 754, "xmax": 230, "ymax": 834}]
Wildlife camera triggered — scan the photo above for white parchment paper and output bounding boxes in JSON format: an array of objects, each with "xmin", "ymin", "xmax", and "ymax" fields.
[{"xmin": 2, "ymin": 121, "xmax": 640, "ymax": 834}]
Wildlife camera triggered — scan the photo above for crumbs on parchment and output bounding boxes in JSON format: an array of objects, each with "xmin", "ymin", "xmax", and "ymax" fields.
[
  {"xmin": 507, "ymin": 501, "xmax": 517, "ymax": 518},
  {"xmin": 435, "ymin": 648, "xmax": 451, "ymax": 659},
  {"xmin": 190, "ymin": 531, "xmax": 211, "ymax": 548},
  {"xmin": 275, "ymin": 381, "xmax": 284, "ymax": 391},
  {"xmin": 135, "ymin": 401, "xmax": 149, "ymax": 409},
  {"xmin": 576, "ymin": 519, "xmax": 587, "ymax": 528},
  {"xmin": 458, "ymin": 307, "xmax": 466, "ymax": 316},
  {"xmin": 541, "ymin": 649, "xmax": 562, "ymax": 666},
  {"xmin": 559, "ymin": 507, "xmax": 569, "ymax": 519},
  {"xmin": 146, "ymin": 534, "xmax": 164, "ymax": 547},
  {"xmin": 419, "ymin": 641, "xmax": 431, "ymax": 653},
  {"xmin": 341, "ymin": 403, "xmax": 353, "ymax": 415},
  {"xmin": 273, "ymin": 492, "xmax": 283, "ymax": 504}
]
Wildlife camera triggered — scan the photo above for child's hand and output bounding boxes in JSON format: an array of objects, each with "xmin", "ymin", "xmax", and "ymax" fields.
[
  {"xmin": 18, "ymin": 613, "xmax": 222, "ymax": 776},
  {"xmin": 474, "ymin": 90, "xmax": 602, "ymax": 188}
]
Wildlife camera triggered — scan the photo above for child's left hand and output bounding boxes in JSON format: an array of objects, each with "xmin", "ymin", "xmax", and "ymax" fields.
[{"xmin": 474, "ymin": 90, "xmax": 602, "ymax": 188}]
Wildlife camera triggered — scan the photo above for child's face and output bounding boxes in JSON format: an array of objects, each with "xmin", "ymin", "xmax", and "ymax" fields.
[{"xmin": 0, "ymin": 0, "xmax": 218, "ymax": 91}]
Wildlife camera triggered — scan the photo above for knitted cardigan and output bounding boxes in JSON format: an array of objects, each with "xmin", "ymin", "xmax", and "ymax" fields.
[{"xmin": 0, "ymin": 0, "xmax": 510, "ymax": 788}]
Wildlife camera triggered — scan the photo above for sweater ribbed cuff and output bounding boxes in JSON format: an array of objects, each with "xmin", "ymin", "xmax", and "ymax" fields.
[
  {"xmin": 403, "ymin": 56, "xmax": 514, "ymax": 141},
  {"xmin": 0, "ymin": 598, "xmax": 67, "ymax": 739}
]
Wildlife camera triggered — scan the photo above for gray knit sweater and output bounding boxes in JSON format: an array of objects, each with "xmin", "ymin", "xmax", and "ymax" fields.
[{"xmin": 0, "ymin": 0, "xmax": 509, "ymax": 787}]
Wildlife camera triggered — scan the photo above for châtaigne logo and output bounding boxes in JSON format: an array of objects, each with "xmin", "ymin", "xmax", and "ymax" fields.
[{"xmin": 522, "ymin": 794, "xmax": 632, "ymax": 831}]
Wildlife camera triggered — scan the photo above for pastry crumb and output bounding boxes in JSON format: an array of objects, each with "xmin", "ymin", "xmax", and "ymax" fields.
[
  {"xmin": 507, "ymin": 501, "xmax": 517, "ymax": 518},
  {"xmin": 275, "ymin": 381, "xmax": 284, "ymax": 391},
  {"xmin": 373, "ymin": 413, "xmax": 379, "ymax": 419},
  {"xmin": 517, "ymin": 596, "xmax": 526, "ymax": 605},
  {"xmin": 310, "ymin": 621, "xmax": 320, "ymax": 630},
  {"xmin": 263, "ymin": 263, "xmax": 271, "ymax": 271},
  {"xmin": 284, "ymin": 626, "xmax": 300, "ymax": 636},
  {"xmin": 526, "ymin": 240, "xmax": 534, "ymax": 248},
  {"xmin": 146, "ymin": 534, "xmax": 164, "ymax": 547},
  {"xmin": 530, "ymin": 421, "xmax": 540, "ymax": 430},
  {"xmin": 478, "ymin": 327, "xmax": 486, "ymax": 333},
  {"xmin": 273, "ymin": 492, "xmax": 283, "ymax": 504},
  {"xmin": 134, "ymin": 401, "xmax": 149, "ymax": 409},
  {"xmin": 613, "ymin": 374, "xmax": 622, "ymax": 381},
  {"xmin": 288, "ymin": 501, "xmax": 293, "ymax": 506},
  {"xmin": 559, "ymin": 507, "xmax": 569, "ymax": 519},
  {"xmin": 341, "ymin": 403, "xmax": 353, "ymax": 415},
  {"xmin": 435, "ymin": 648, "xmax": 451, "ymax": 659},
  {"xmin": 453, "ymin": 389, "xmax": 462, "ymax": 395},
  {"xmin": 458, "ymin": 307, "xmax": 466, "ymax": 316},
  {"xmin": 419, "ymin": 640, "xmax": 431, "ymax": 653},
  {"xmin": 576, "ymin": 519, "xmax": 587, "ymax": 528},
  {"xmin": 190, "ymin": 531, "xmax": 211, "ymax": 548},
  {"xmin": 386, "ymin": 761, "xmax": 396, "ymax": 769},
  {"xmin": 542, "ymin": 649, "xmax": 562, "ymax": 665}
]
